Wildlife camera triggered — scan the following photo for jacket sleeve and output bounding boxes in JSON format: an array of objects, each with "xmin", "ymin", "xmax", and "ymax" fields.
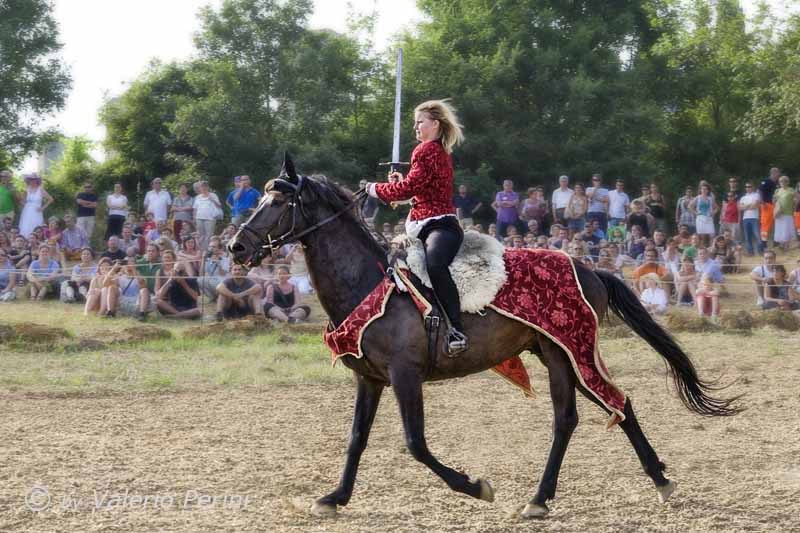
[{"xmin": 374, "ymin": 142, "xmax": 438, "ymax": 203}]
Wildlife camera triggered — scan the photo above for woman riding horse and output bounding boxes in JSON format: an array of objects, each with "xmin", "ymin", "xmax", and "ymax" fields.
[{"xmin": 365, "ymin": 99, "xmax": 467, "ymax": 354}]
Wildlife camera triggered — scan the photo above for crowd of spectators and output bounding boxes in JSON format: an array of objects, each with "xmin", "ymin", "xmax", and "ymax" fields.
[{"xmin": 0, "ymin": 170, "xmax": 312, "ymax": 322}]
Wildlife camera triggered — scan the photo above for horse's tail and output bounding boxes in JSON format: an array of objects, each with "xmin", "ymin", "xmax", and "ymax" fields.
[{"xmin": 594, "ymin": 270, "xmax": 741, "ymax": 417}]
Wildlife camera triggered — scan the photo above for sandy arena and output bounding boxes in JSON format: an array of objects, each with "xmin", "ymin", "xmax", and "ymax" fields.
[{"xmin": 1, "ymin": 329, "xmax": 799, "ymax": 532}]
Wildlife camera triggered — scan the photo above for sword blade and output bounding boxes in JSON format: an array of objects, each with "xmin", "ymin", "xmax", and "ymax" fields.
[{"xmin": 391, "ymin": 48, "xmax": 403, "ymax": 168}]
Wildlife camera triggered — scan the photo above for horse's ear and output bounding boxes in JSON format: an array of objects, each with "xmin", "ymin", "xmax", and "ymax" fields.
[{"xmin": 281, "ymin": 151, "xmax": 298, "ymax": 183}]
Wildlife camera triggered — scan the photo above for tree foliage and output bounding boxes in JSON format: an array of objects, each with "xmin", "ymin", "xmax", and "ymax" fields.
[{"xmin": 0, "ymin": 0, "xmax": 71, "ymax": 168}]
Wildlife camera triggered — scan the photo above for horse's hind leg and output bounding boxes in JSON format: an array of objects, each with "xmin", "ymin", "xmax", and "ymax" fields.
[
  {"xmin": 576, "ymin": 384, "xmax": 676, "ymax": 503},
  {"xmin": 311, "ymin": 374, "xmax": 384, "ymax": 516},
  {"xmin": 522, "ymin": 338, "xmax": 578, "ymax": 519},
  {"xmin": 389, "ymin": 365, "xmax": 494, "ymax": 502}
]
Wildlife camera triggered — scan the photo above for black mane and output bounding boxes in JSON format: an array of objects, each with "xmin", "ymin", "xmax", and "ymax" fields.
[{"xmin": 302, "ymin": 175, "xmax": 389, "ymax": 261}]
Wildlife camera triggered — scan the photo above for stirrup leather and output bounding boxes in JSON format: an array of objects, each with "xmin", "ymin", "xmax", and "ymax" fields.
[{"xmin": 445, "ymin": 328, "xmax": 468, "ymax": 357}]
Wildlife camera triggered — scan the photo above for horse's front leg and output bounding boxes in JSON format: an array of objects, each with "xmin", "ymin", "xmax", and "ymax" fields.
[
  {"xmin": 311, "ymin": 374, "xmax": 384, "ymax": 516},
  {"xmin": 389, "ymin": 365, "xmax": 495, "ymax": 502}
]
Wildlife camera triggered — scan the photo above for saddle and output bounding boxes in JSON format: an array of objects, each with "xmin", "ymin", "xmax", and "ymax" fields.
[{"xmin": 398, "ymin": 230, "xmax": 507, "ymax": 313}]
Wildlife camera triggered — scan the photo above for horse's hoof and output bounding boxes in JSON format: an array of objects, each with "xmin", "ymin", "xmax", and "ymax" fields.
[
  {"xmin": 478, "ymin": 478, "xmax": 495, "ymax": 502},
  {"xmin": 520, "ymin": 502, "xmax": 549, "ymax": 519},
  {"xmin": 310, "ymin": 500, "xmax": 337, "ymax": 517},
  {"xmin": 657, "ymin": 480, "xmax": 677, "ymax": 504}
]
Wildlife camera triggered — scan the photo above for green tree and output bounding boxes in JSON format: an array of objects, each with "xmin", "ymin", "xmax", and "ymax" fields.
[{"xmin": 0, "ymin": 0, "xmax": 71, "ymax": 168}]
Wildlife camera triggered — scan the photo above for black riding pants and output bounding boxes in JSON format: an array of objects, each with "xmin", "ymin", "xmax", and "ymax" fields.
[{"xmin": 419, "ymin": 216, "xmax": 464, "ymax": 332}]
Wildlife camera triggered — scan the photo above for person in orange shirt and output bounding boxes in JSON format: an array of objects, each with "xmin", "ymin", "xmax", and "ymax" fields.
[{"xmin": 633, "ymin": 247, "xmax": 672, "ymax": 294}]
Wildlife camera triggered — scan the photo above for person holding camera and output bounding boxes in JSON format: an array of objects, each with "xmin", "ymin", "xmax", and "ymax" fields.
[{"xmin": 155, "ymin": 249, "xmax": 202, "ymax": 319}]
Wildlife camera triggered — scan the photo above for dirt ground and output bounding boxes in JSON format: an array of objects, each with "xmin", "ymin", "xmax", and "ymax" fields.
[{"xmin": 1, "ymin": 330, "xmax": 799, "ymax": 533}]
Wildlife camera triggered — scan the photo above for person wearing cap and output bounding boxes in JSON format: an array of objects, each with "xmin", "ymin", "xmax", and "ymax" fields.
[
  {"xmin": 143, "ymin": 177, "xmax": 172, "ymax": 224},
  {"xmin": 0, "ymin": 170, "xmax": 16, "ymax": 223},
  {"xmin": 639, "ymin": 273, "xmax": 668, "ymax": 315},
  {"xmin": 19, "ymin": 173, "xmax": 53, "ymax": 238}
]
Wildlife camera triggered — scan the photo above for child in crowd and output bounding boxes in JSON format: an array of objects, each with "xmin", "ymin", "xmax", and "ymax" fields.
[
  {"xmin": 639, "ymin": 273, "xmax": 668, "ymax": 315},
  {"xmin": 695, "ymin": 273, "xmax": 721, "ymax": 321}
]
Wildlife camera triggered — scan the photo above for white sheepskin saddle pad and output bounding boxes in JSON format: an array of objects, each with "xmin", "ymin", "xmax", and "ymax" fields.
[{"xmin": 403, "ymin": 230, "xmax": 507, "ymax": 313}]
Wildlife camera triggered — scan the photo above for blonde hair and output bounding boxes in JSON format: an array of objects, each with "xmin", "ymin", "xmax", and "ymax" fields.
[{"xmin": 414, "ymin": 99, "xmax": 464, "ymax": 153}]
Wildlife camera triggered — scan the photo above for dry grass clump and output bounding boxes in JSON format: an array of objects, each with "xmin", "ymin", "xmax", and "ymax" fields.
[
  {"xmin": 115, "ymin": 325, "xmax": 173, "ymax": 344},
  {"xmin": 719, "ymin": 310, "xmax": 755, "ymax": 333},
  {"xmin": 666, "ymin": 311, "xmax": 720, "ymax": 333},
  {"xmin": 183, "ymin": 315, "xmax": 273, "ymax": 340},
  {"xmin": 753, "ymin": 309, "xmax": 800, "ymax": 331},
  {"xmin": 0, "ymin": 323, "xmax": 71, "ymax": 344}
]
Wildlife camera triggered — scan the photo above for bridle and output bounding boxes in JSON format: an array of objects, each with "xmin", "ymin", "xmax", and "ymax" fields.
[{"xmin": 237, "ymin": 175, "xmax": 367, "ymax": 266}]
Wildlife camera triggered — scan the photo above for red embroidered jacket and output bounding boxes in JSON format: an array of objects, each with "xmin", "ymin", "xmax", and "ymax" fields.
[{"xmin": 374, "ymin": 140, "xmax": 456, "ymax": 221}]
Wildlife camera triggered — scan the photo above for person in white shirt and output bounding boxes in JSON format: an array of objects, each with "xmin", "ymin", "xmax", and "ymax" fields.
[
  {"xmin": 551, "ymin": 175, "xmax": 573, "ymax": 226},
  {"xmin": 738, "ymin": 181, "xmax": 762, "ymax": 256},
  {"xmin": 607, "ymin": 179, "xmax": 630, "ymax": 228},
  {"xmin": 193, "ymin": 180, "xmax": 222, "ymax": 251},
  {"xmin": 143, "ymin": 177, "xmax": 172, "ymax": 223},
  {"xmin": 639, "ymin": 273, "xmax": 668, "ymax": 315},
  {"xmin": 750, "ymin": 250, "xmax": 776, "ymax": 306},
  {"xmin": 105, "ymin": 183, "xmax": 129, "ymax": 240}
]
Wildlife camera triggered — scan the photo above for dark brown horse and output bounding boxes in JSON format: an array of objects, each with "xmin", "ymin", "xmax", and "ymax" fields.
[{"xmin": 228, "ymin": 155, "xmax": 739, "ymax": 519}]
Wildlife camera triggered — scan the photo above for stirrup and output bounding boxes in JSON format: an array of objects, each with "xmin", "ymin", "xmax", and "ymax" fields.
[{"xmin": 445, "ymin": 328, "xmax": 468, "ymax": 357}]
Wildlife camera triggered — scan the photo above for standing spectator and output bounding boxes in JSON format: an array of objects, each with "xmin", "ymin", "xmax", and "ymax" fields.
[
  {"xmin": 0, "ymin": 170, "xmax": 16, "ymax": 223},
  {"xmin": 228, "ymin": 175, "xmax": 260, "ymax": 226},
  {"xmin": 634, "ymin": 184, "xmax": 651, "ymax": 210},
  {"xmin": 454, "ymin": 184, "xmax": 482, "ymax": 227},
  {"xmin": 193, "ymin": 180, "xmax": 222, "ymax": 251},
  {"xmin": 520, "ymin": 186, "xmax": 547, "ymax": 231},
  {"xmin": 550, "ymin": 175, "xmax": 573, "ymax": 227},
  {"xmin": 690, "ymin": 181, "xmax": 717, "ymax": 247},
  {"xmin": 0, "ymin": 248, "xmax": 18, "ymax": 302},
  {"xmin": 215, "ymin": 263, "xmax": 263, "ymax": 320},
  {"xmin": 607, "ymin": 179, "xmax": 630, "ymax": 228},
  {"xmin": 143, "ymin": 177, "xmax": 172, "ymax": 224},
  {"xmin": 120, "ymin": 224, "xmax": 145, "ymax": 257},
  {"xmin": 795, "ymin": 182, "xmax": 800, "ymax": 242},
  {"xmin": 759, "ymin": 167, "xmax": 780, "ymax": 248},
  {"xmin": 264, "ymin": 265, "xmax": 311, "ymax": 323},
  {"xmin": 750, "ymin": 250, "xmax": 777, "ymax": 306},
  {"xmin": 171, "ymin": 183, "xmax": 194, "ymax": 238},
  {"xmin": 738, "ymin": 182, "xmax": 762, "ymax": 256},
  {"xmin": 586, "ymin": 173, "xmax": 609, "ymax": 231},
  {"xmin": 155, "ymin": 249, "xmax": 202, "ymax": 319},
  {"xmin": 727, "ymin": 177, "xmax": 742, "ymax": 200},
  {"xmin": 639, "ymin": 273, "xmax": 668, "ymax": 315},
  {"xmin": 75, "ymin": 182, "xmax": 98, "ymax": 241},
  {"xmin": 59, "ymin": 213, "xmax": 89, "ymax": 261},
  {"xmin": 772, "ymin": 176, "xmax": 796, "ymax": 252},
  {"xmin": 492, "ymin": 179, "xmax": 520, "ymax": 238},
  {"xmin": 720, "ymin": 190, "xmax": 741, "ymax": 244},
  {"xmin": 675, "ymin": 185, "xmax": 696, "ymax": 235},
  {"xmin": 565, "ymin": 183, "xmax": 588, "ymax": 236},
  {"xmin": 61, "ymin": 247, "xmax": 95, "ymax": 303},
  {"xmin": 788, "ymin": 259, "xmax": 800, "ymax": 297},
  {"xmin": 101, "ymin": 236, "xmax": 127, "ymax": 262},
  {"xmin": 26, "ymin": 244, "xmax": 61, "ymax": 300},
  {"xmin": 359, "ymin": 179, "xmax": 380, "ymax": 227},
  {"xmin": 19, "ymin": 174, "xmax": 53, "ymax": 238},
  {"xmin": 761, "ymin": 264, "xmax": 799, "ymax": 311},
  {"xmin": 675, "ymin": 256, "xmax": 697, "ymax": 306},
  {"xmin": 105, "ymin": 183, "xmax": 129, "ymax": 239},
  {"xmin": 695, "ymin": 274, "xmax": 721, "ymax": 321},
  {"xmin": 644, "ymin": 183, "xmax": 668, "ymax": 234}
]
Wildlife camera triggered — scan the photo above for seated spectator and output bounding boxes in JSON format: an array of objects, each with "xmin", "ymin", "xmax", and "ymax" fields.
[
  {"xmin": 534, "ymin": 235, "xmax": 548, "ymax": 249},
  {"xmin": 472, "ymin": 223, "xmax": 485, "ymax": 234},
  {"xmin": 84, "ymin": 257, "xmax": 115, "ymax": 317},
  {"xmin": 120, "ymin": 224, "xmax": 145, "ymax": 257},
  {"xmin": 523, "ymin": 232, "xmax": 536, "ymax": 247},
  {"xmin": 750, "ymin": 250, "xmax": 777, "ymax": 306},
  {"xmin": 155, "ymin": 250, "xmax": 201, "ymax": 319},
  {"xmin": 789, "ymin": 259, "xmax": 800, "ymax": 292},
  {"xmin": 663, "ymin": 238, "xmax": 682, "ymax": 277},
  {"xmin": 595, "ymin": 247, "xmax": 623, "ymax": 279},
  {"xmin": 61, "ymin": 247, "xmax": 95, "ymax": 302},
  {"xmin": 0, "ymin": 231, "xmax": 11, "ymax": 253},
  {"xmin": 200, "ymin": 241, "xmax": 230, "ymax": 300},
  {"xmin": 9, "ymin": 235, "xmax": 31, "ymax": 270},
  {"xmin": 284, "ymin": 244, "xmax": 313, "ymax": 294},
  {"xmin": 675, "ymin": 256, "xmax": 697, "ymax": 306},
  {"xmin": 626, "ymin": 200, "xmax": 652, "ymax": 237},
  {"xmin": 155, "ymin": 236, "xmax": 176, "ymax": 254},
  {"xmin": 710, "ymin": 232, "xmax": 741, "ymax": 274},
  {"xmin": 43, "ymin": 216, "xmax": 62, "ymax": 242},
  {"xmin": 215, "ymin": 263, "xmax": 263, "ymax": 320},
  {"xmin": 59, "ymin": 213, "xmax": 89, "ymax": 261},
  {"xmin": 488, "ymin": 223, "xmax": 497, "ymax": 239},
  {"xmin": 694, "ymin": 247, "xmax": 724, "ymax": 284},
  {"xmin": 632, "ymin": 247, "xmax": 672, "ymax": 294},
  {"xmin": 0, "ymin": 248, "xmax": 18, "ymax": 302},
  {"xmin": 652, "ymin": 229, "xmax": 667, "ymax": 253},
  {"xmin": 220, "ymin": 223, "xmax": 238, "ymax": 248},
  {"xmin": 761, "ymin": 264, "xmax": 800, "ymax": 311},
  {"xmin": 116, "ymin": 259, "xmax": 154, "ymax": 320},
  {"xmin": 26, "ymin": 244, "xmax": 61, "ymax": 300},
  {"xmin": 623, "ymin": 224, "xmax": 646, "ymax": 262},
  {"xmin": 177, "ymin": 236, "xmax": 202, "ymax": 276},
  {"xmin": 247, "ymin": 255, "xmax": 274, "ymax": 286},
  {"xmin": 141, "ymin": 212, "xmax": 157, "ymax": 235},
  {"xmin": 681, "ymin": 233, "xmax": 699, "ymax": 260},
  {"xmin": 526, "ymin": 218, "xmax": 542, "ymax": 238},
  {"xmin": 101, "ymin": 236, "xmax": 127, "ymax": 262},
  {"xmin": 639, "ymin": 273, "xmax": 668, "ymax": 315},
  {"xmin": 548, "ymin": 225, "xmax": 569, "ymax": 250},
  {"xmin": 263, "ymin": 265, "xmax": 311, "ymax": 323},
  {"xmin": 695, "ymin": 273, "xmax": 720, "ymax": 321},
  {"xmin": 607, "ymin": 225, "xmax": 626, "ymax": 244},
  {"xmin": 510, "ymin": 235, "xmax": 525, "ymax": 249}
]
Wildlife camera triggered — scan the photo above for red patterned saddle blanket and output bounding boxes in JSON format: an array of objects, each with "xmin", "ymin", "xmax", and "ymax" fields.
[{"xmin": 323, "ymin": 249, "xmax": 627, "ymax": 424}]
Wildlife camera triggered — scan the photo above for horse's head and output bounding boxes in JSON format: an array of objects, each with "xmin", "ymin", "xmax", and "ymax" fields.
[{"xmin": 228, "ymin": 152, "xmax": 313, "ymax": 266}]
